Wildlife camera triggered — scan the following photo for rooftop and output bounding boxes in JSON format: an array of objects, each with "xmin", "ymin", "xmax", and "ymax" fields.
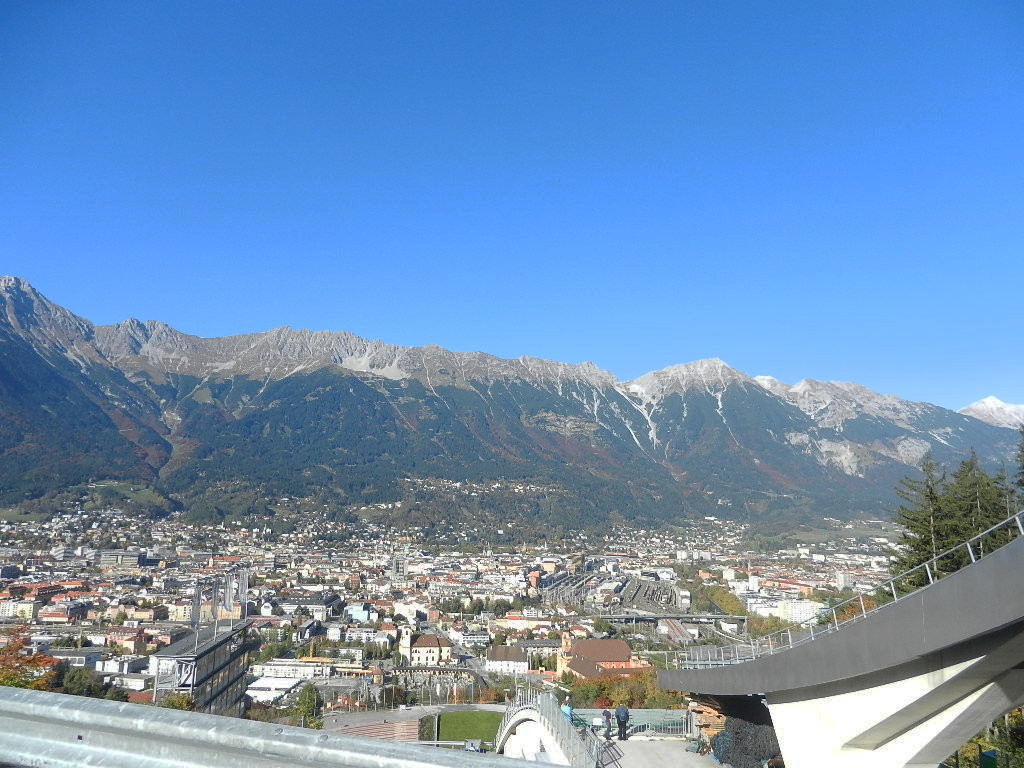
[
  {"xmin": 154, "ymin": 619, "xmax": 251, "ymax": 659},
  {"xmin": 572, "ymin": 638, "xmax": 632, "ymax": 662}
]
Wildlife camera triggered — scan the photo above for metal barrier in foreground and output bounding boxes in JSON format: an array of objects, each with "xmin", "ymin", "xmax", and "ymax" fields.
[{"xmin": 0, "ymin": 686, "xmax": 524, "ymax": 768}]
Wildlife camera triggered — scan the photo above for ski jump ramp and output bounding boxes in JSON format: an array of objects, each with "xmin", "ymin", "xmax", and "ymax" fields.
[{"xmin": 658, "ymin": 514, "xmax": 1024, "ymax": 768}]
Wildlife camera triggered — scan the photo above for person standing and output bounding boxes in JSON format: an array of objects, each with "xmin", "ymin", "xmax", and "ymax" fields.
[
  {"xmin": 615, "ymin": 704, "xmax": 630, "ymax": 740},
  {"xmin": 602, "ymin": 708, "xmax": 612, "ymax": 740}
]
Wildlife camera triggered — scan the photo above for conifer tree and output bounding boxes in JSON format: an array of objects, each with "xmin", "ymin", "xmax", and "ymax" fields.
[
  {"xmin": 994, "ymin": 465, "xmax": 1016, "ymax": 520},
  {"xmin": 943, "ymin": 451, "xmax": 1004, "ymax": 554},
  {"xmin": 891, "ymin": 449, "xmax": 1018, "ymax": 595},
  {"xmin": 890, "ymin": 453, "xmax": 950, "ymax": 579}
]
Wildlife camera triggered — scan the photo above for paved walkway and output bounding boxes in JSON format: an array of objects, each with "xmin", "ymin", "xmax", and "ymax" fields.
[{"xmin": 600, "ymin": 738, "xmax": 718, "ymax": 768}]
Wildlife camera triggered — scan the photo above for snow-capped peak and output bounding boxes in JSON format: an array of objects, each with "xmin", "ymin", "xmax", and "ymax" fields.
[{"xmin": 959, "ymin": 396, "xmax": 1024, "ymax": 429}]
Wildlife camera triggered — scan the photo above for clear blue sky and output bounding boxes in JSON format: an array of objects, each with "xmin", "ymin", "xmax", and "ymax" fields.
[{"xmin": 2, "ymin": 2, "xmax": 1021, "ymax": 409}]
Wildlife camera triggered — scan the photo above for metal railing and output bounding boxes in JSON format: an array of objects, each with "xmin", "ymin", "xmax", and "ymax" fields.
[
  {"xmin": 571, "ymin": 707, "xmax": 693, "ymax": 738},
  {"xmin": 628, "ymin": 718, "xmax": 692, "ymax": 738},
  {"xmin": 684, "ymin": 509, "xmax": 1024, "ymax": 668},
  {"xmin": 497, "ymin": 690, "xmax": 603, "ymax": 768},
  {"xmin": 0, "ymin": 686, "xmax": 524, "ymax": 768}
]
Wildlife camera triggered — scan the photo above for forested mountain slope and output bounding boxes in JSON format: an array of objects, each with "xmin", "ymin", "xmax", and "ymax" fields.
[{"xmin": 0, "ymin": 276, "xmax": 1015, "ymax": 526}]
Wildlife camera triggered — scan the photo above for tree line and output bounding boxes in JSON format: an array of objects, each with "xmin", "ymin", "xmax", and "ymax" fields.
[{"xmin": 890, "ymin": 427, "xmax": 1024, "ymax": 580}]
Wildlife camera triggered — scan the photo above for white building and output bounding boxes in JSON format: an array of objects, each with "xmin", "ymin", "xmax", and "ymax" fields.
[
  {"xmin": 0, "ymin": 599, "xmax": 41, "ymax": 619},
  {"xmin": 451, "ymin": 629, "xmax": 490, "ymax": 648},
  {"xmin": 779, "ymin": 599, "xmax": 825, "ymax": 624},
  {"xmin": 246, "ymin": 677, "xmax": 302, "ymax": 705},
  {"xmin": 344, "ymin": 627, "xmax": 377, "ymax": 644},
  {"xmin": 250, "ymin": 659, "xmax": 333, "ymax": 679},
  {"xmin": 96, "ymin": 655, "xmax": 148, "ymax": 674},
  {"xmin": 484, "ymin": 645, "xmax": 528, "ymax": 675}
]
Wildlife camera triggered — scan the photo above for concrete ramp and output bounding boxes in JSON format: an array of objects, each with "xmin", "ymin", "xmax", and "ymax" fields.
[
  {"xmin": 495, "ymin": 692, "xmax": 603, "ymax": 767},
  {"xmin": 659, "ymin": 515, "xmax": 1024, "ymax": 768}
]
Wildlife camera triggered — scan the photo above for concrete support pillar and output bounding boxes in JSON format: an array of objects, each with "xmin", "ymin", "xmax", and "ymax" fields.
[{"xmin": 766, "ymin": 654, "xmax": 1000, "ymax": 768}]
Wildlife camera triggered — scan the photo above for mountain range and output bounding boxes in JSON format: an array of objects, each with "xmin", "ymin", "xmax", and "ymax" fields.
[{"xmin": 0, "ymin": 275, "xmax": 1019, "ymax": 530}]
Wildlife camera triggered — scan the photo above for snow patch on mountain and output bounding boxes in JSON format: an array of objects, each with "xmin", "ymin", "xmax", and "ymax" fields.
[
  {"xmin": 959, "ymin": 396, "xmax": 1024, "ymax": 429},
  {"xmin": 341, "ymin": 352, "xmax": 407, "ymax": 380}
]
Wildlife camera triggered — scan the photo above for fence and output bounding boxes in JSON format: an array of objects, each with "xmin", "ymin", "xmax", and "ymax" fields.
[
  {"xmin": 685, "ymin": 509, "xmax": 1024, "ymax": 669},
  {"xmin": 572, "ymin": 707, "xmax": 694, "ymax": 738}
]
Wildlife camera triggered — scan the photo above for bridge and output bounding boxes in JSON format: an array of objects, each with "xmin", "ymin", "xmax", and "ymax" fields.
[{"xmin": 658, "ymin": 510, "xmax": 1024, "ymax": 768}]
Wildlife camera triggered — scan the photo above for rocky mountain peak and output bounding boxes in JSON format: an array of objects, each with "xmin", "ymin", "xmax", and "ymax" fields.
[
  {"xmin": 0, "ymin": 275, "xmax": 95, "ymax": 353},
  {"xmin": 91, "ymin": 315, "xmax": 618, "ymax": 388},
  {"xmin": 0, "ymin": 275, "xmax": 30, "ymax": 291},
  {"xmin": 625, "ymin": 358, "xmax": 752, "ymax": 401},
  {"xmin": 784, "ymin": 378, "xmax": 931, "ymax": 430}
]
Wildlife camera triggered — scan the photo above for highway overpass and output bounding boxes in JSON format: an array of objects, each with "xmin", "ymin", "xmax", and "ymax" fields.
[{"xmin": 593, "ymin": 612, "xmax": 744, "ymax": 623}]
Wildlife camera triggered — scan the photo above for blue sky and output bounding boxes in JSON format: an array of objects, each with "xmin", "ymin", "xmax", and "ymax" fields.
[{"xmin": 2, "ymin": 2, "xmax": 1021, "ymax": 409}]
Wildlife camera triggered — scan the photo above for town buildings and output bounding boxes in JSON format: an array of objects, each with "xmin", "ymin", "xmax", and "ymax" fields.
[{"xmin": 0, "ymin": 501, "xmax": 895, "ymax": 716}]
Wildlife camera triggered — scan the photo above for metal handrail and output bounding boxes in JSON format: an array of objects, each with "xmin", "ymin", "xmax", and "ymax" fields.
[
  {"xmin": 684, "ymin": 509, "xmax": 1024, "ymax": 668},
  {"xmin": 496, "ymin": 690, "xmax": 602, "ymax": 768},
  {"xmin": 627, "ymin": 716, "xmax": 693, "ymax": 738}
]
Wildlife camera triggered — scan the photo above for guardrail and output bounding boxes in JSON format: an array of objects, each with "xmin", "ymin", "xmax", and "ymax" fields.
[
  {"xmin": 572, "ymin": 707, "xmax": 693, "ymax": 738},
  {"xmin": 684, "ymin": 509, "xmax": 1024, "ymax": 668},
  {"xmin": 0, "ymin": 686, "xmax": 525, "ymax": 768},
  {"xmin": 628, "ymin": 717, "xmax": 693, "ymax": 738},
  {"xmin": 497, "ymin": 690, "xmax": 603, "ymax": 768}
]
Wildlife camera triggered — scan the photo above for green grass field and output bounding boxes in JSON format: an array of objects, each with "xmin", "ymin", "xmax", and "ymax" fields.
[{"xmin": 433, "ymin": 711, "xmax": 503, "ymax": 743}]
